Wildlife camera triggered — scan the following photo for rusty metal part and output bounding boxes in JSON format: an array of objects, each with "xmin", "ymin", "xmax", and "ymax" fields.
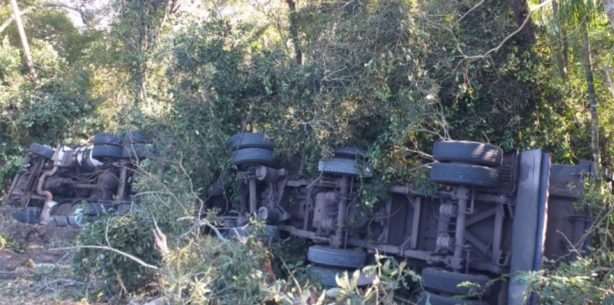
[
  {"xmin": 437, "ymin": 236, "xmax": 454, "ymax": 251},
  {"xmin": 36, "ymin": 165, "xmax": 58, "ymax": 202},
  {"xmin": 257, "ymin": 206, "xmax": 282, "ymax": 223},
  {"xmin": 332, "ymin": 176, "xmax": 350, "ymax": 247},
  {"xmin": 451, "ymin": 187, "xmax": 470, "ymax": 271},
  {"xmin": 249, "ymin": 178, "xmax": 257, "ymax": 214},
  {"xmin": 39, "ymin": 200, "xmax": 58, "ymax": 225},
  {"xmin": 116, "ymin": 161, "xmax": 128, "ymax": 202},
  {"xmin": 313, "ymin": 191, "xmax": 337, "ymax": 231},
  {"xmin": 439, "ymin": 203, "xmax": 457, "ymax": 217},
  {"xmin": 255, "ymin": 166, "xmax": 286, "ymax": 182}
]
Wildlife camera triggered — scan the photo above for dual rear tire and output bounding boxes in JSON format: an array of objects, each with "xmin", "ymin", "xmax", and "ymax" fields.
[
  {"xmin": 229, "ymin": 132, "xmax": 275, "ymax": 169},
  {"xmin": 419, "ymin": 267, "xmax": 491, "ymax": 305},
  {"xmin": 430, "ymin": 141, "xmax": 502, "ymax": 188},
  {"xmin": 307, "ymin": 245, "xmax": 371, "ymax": 287}
]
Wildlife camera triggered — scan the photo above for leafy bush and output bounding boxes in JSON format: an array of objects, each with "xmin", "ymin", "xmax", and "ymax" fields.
[
  {"xmin": 159, "ymin": 231, "xmax": 277, "ymax": 304},
  {"xmin": 525, "ymin": 178, "xmax": 614, "ymax": 304},
  {"xmin": 156, "ymin": 225, "xmax": 418, "ymax": 305},
  {"xmin": 526, "ymin": 257, "xmax": 614, "ymax": 305},
  {"xmin": 73, "ymin": 212, "xmax": 161, "ymax": 300}
]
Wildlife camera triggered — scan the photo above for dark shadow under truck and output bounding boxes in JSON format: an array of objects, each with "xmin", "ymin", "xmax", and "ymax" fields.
[{"xmin": 218, "ymin": 132, "xmax": 594, "ymax": 305}]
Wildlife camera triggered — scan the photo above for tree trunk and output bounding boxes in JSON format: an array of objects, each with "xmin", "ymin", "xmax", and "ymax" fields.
[
  {"xmin": 551, "ymin": 0, "xmax": 569, "ymax": 82},
  {"xmin": 605, "ymin": 0, "xmax": 614, "ymax": 32},
  {"xmin": 604, "ymin": 63, "xmax": 614, "ymax": 100},
  {"xmin": 504, "ymin": 0, "xmax": 536, "ymax": 49},
  {"xmin": 9, "ymin": 0, "xmax": 37, "ymax": 82},
  {"xmin": 580, "ymin": 21, "xmax": 601, "ymax": 172},
  {"xmin": 285, "ymin": 0, "xmax": 302, "ymax": 64}
]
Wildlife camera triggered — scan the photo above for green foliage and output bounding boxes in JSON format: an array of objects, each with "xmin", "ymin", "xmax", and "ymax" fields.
[
  {"xmin": 158, "ymin": 230, "xmax": 417, "ymax": 305},
  {"xmin": 525, "ymin": 178, "xmax": 614, "ymax": 304},
  {"xmin": 526, "ymin": 258, "xmax": 614, "ymax": 305},
  {"xmin": 0, "ymin": 232, "xmax": 7, "ymax": 249},
  {"xmin": 159, "ymin": 232, "xmax": 278, "ymax": 304},
  {"xmin": 418, "ymin": 0, "xmax": 541, "ymax": 150},
  {"xmin": 160, "ymin": 1, "xmax": 447, "ymax": 199},
  {"xmin": 324, "ymin": 254, "xmax": 419, "ymax": 305},
  {"xmin": 73, "ymin": 212, "xmax": 161, "ymax": 300},
  {"xmin": 0, "ymin": 36, "xmax": 100, "ymax": 193}
]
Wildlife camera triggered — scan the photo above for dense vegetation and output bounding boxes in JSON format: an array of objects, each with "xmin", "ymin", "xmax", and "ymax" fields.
[{"xmin": 1, "ymin": 0, "xmax": 614, "ymax": 304}]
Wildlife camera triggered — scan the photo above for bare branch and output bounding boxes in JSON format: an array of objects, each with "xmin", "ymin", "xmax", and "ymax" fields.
[
  {"xmin": 0, "ymin": 1, "xmax": 94, "ymax": 36},
  {"xmin": 50, "ymin": 245, "xmax": 159, "ymax": 270},
  {"xmin": 456, "ymin": 0, "xmax": 485, "ymax": 25},
  {"xmin": 0, "ymin": 6, "xmax": 35, "ymax": 35},
  {"xmin": 459, "ymin": 0, "xmax": 552, "ymax": 64}
]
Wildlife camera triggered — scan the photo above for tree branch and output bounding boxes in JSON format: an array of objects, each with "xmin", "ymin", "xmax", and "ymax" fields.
[
  {"xmin": 0, "ymin": 2, "xmax": 93, "ymax": 35},
  {"xmin": 0, "ymin": 6, "xmax": 35, "ymax": 35},
  {"xmin": 51, "ymin": 245, "xmax": 159, "ymax": 270},
  {"xmin": 456, "ymin": 0, "xmax": 485, "ymax": 25},
  {"xmin": 459, "ymin": 0, "xmax": 552, "ymax": 64}
]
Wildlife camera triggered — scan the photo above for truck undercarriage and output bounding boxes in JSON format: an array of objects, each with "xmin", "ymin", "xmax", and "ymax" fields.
[
  {"xmin": 219, "ymin": 133, "xmax": 593, "ymax": 305},
  {"xmin": 4, "ymin": 131, "xmax": 593, "ymax": 305}
]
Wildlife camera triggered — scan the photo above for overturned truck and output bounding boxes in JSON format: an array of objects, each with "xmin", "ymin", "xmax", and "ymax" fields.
[
  {"xmin": 218, "ymin": 133, "xmax": 594, "ymax": 305},
  {"xmin": 4, "ymin": 131, "xmax": 150, "ymax": 226}
]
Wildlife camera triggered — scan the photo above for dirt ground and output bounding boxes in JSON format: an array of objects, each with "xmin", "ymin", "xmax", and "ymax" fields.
[{"xmin": 0, "ymin": 205, "xmax": 89, "ymax": 305}]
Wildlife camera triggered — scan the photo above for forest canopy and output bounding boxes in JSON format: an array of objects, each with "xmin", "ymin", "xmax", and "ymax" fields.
[{"xmin": 1, "ymin": 0, "xmax": 613, "ymax": 187}]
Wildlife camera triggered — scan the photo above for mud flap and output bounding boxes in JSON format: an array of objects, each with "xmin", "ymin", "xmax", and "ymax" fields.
[{"xmin": 507, "ymin": 150, "xmax": 551, "ymax": 305}]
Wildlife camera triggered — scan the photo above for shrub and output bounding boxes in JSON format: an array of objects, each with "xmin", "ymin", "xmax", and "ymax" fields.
[
  {"xmin": 525, "ymin": 178, "xmax": 614, "ymax": 304},
  {"xmin": 72, "ymin": 212, "xmax": 161, "ymax": 301}
]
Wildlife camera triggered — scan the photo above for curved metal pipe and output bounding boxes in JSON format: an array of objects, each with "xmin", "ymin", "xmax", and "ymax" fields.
[
  {"xmin": 36, "ymin": 165, "xmax": 58, "ymax": 202},
  {"xmin": 37, "ymin": 166, "xmax": 59, "ymax": 225},
  {"xmin": 249, "ymin": 178, "xmax": 257, "ymax": 214}
]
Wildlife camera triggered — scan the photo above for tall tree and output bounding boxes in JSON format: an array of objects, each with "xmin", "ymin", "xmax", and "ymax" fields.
[
  {"xmin": 9, "ymin": 0, "xmax": 36, "ymax": 82},
  {"xmin": 552, "ymin": 0, "xmax": 570, "ymax": 82},
  {"xmin": 580, "ymin": 20, "xmax": 601, "ymax": 169},
  {"xmin": 285, "ymin": 0, "xmax": 302, "ymax": 64},
  {"xmin": 560, "ymin": 0, "xmax": 602, "ymax": 171},
  {"xmin": 114, "ymin": 0, "xmax": 174, "ymax": 105},
  {"xmin": 605, "ymin": 0, "xmax": 614, "ymax": 31},
  {"xmin": 504, "ymin": 0, "xmax": 537, "ymax": 48}
]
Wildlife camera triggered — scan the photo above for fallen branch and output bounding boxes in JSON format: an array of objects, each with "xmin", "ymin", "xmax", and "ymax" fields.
[{"xmin": 50, "ymin": 245, "xmax": 159, "ymax": 270}]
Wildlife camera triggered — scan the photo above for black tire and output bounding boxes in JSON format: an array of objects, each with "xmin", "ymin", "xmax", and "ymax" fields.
[
  {"xmin": 11, "ymin": 207, "xmax": 41, "ymax": 224},
  {"xmin": 318, "ymin": 158, "xmax": 372, "ymax": 177},
  {"xmin": 418, "ymin": 292, "xmax": 488, "ymax": 305},
  {"xmin": 92, "ymin": 145, "xmax": 123, "ymax": 160},
  {"xmin": 421, "ymin": 267, "xmax": 491, "ymax": 296},
  {"xmin": 51, "ymin": 215, "xmax": 83, "ymax": 227},
  {"xmin": 310, "ymin": 266, "xmax": 373, "ymax": 287},
  {"xmin": 262, "ymin": 225, "xmax": 280, "ymax": 240},
  {"xmin": 433, "ymin": 141, "xmax": 502, "ymax": 166},
  {"xmin": 334, "ymin": 146, "xmax": 365, "ymax": 159},
  {"xmin": 228, "ymin": 132, "xmax": 274, "ymax": 151},
  {"xmin": 94, "ymin": 133, "xmax": 122, "ymax": 146},
  {"xmin": 311, "ymin": 265, "xmax": 342, "ymax": 287},
  {"xmin": 307, "ymin": 245, "xmax": 367, "ymax": 269},
  {"xmin": 430, "ymin": 163, "xmax": 498, "ymax": 187},
  {"xmin": 29, "ymin": 143, "xmax": 55, "ymax": 159},
  {"xmin": 232, "ymin": 148, "xmax": 274, "ymax": 168}
]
